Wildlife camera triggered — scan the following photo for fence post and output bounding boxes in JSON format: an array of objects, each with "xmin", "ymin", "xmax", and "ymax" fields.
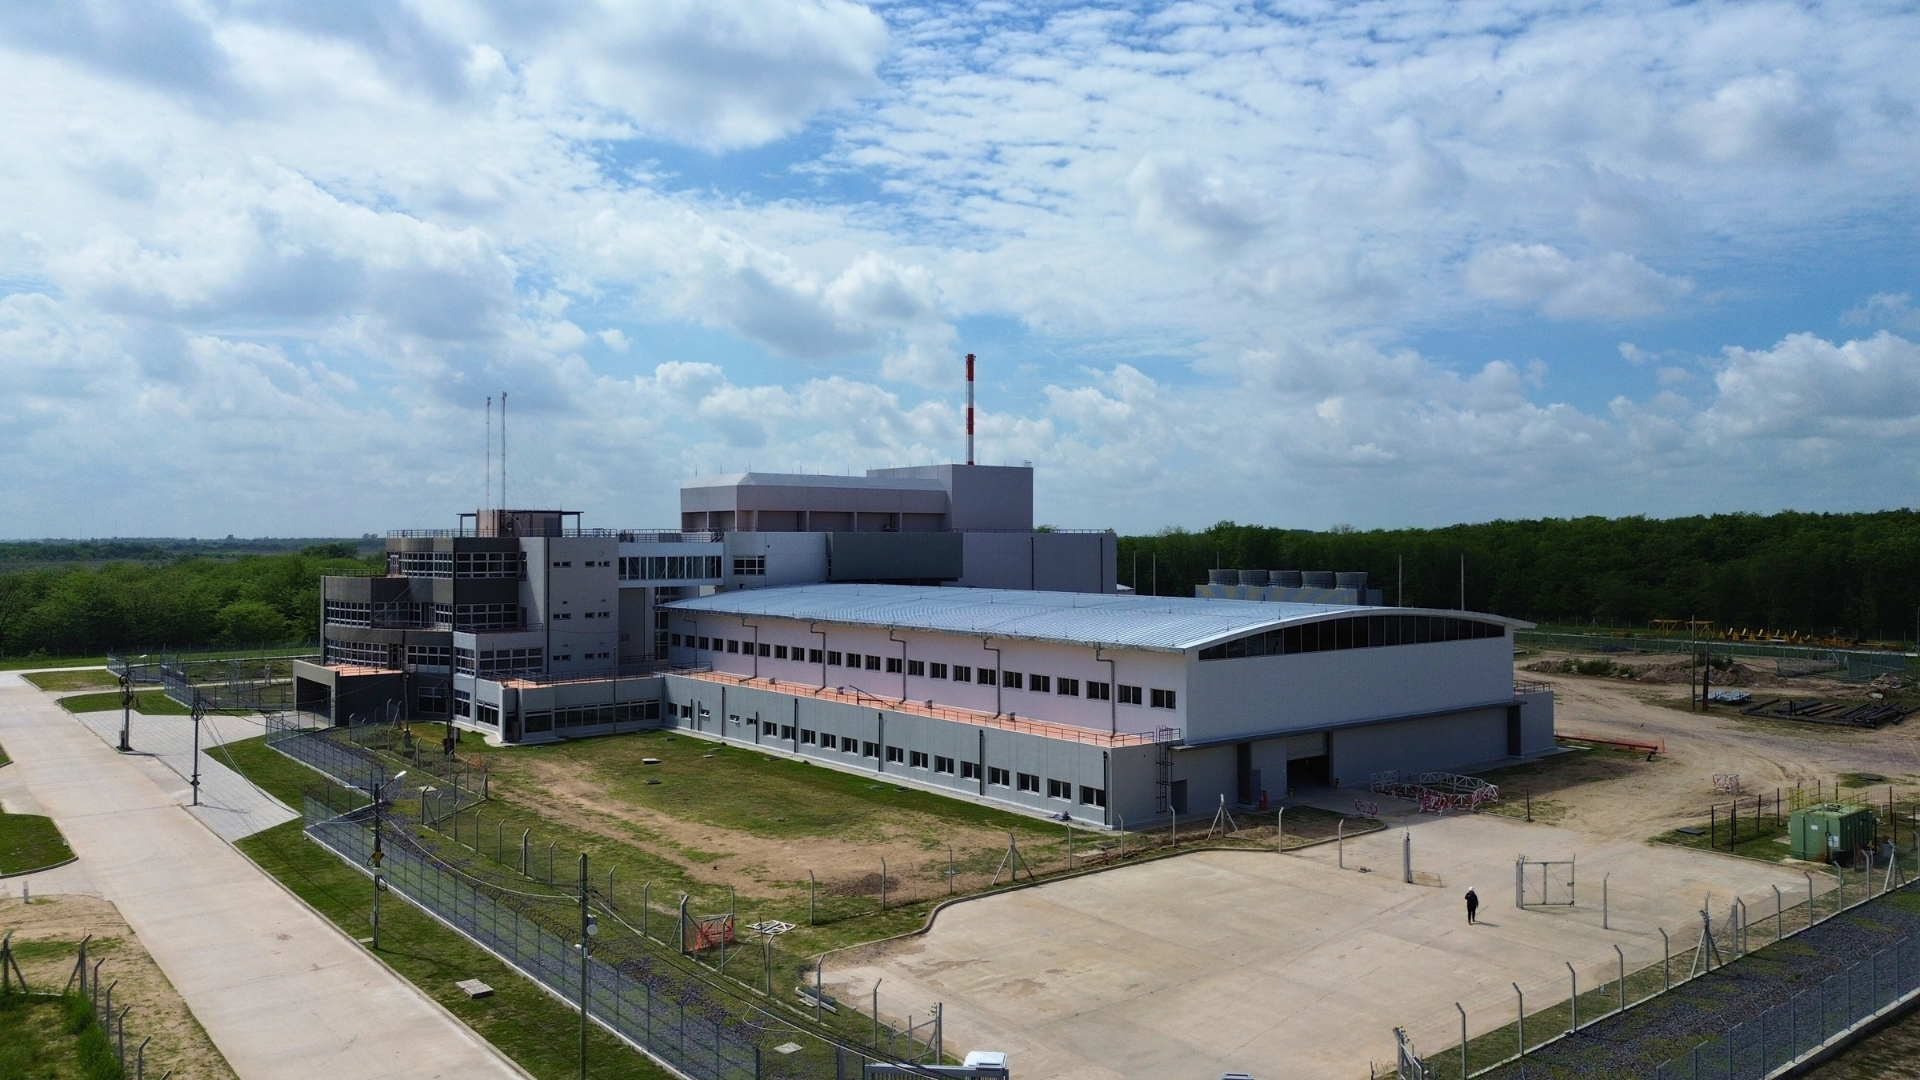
[
  {"xmin": 1513, "ymin": 983, "xmax": 1524, "ymax": 1059},
  {"xmin": 809, "ymin": 871, "xmax": 817, "ymax": 926},
  {"xmin": 1603, "ymin": 874, "xmax": 1609, "ymax": 930},
  {"xmin": 1456, "ymin": 1002, "xmax": 1467, "ymax": 1080},
  {"xmin": 1661, "ymin": 928, "xmax": 1670, "ymax": 989},
  {"xmin": 1775, "ymin": 886, "xmax": 1784, "ymax": 941},
  {"xmin": 1616, "ymin": 945, "xmax": 1626, "ymax": 1013},
  {"xmin": 1567, "ymin": 963, "xmax": 1577, "ymax": 1033}
]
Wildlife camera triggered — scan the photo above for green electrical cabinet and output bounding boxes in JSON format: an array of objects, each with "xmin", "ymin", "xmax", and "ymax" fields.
[{"xmin": 1789, "ymin": 804, "xmax": 1876, "ymax": 863}]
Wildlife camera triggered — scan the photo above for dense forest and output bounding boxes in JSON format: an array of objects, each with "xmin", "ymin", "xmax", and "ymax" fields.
[
  {"xmin": 2, "ymin": 511, "xmax": 1917, "ymax": 658},
  {"xmin": 1117, "ymin": 511, "xmax": 1920, "ymax": 643},
  {"xmin": 0, "ymin": 544, "xmax": 377, "ymax": 657}
]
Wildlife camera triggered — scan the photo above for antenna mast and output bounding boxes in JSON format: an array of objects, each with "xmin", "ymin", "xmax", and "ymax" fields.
[
  {"xmin": 485, "ymin": 396, "xmax": 492, "ymax": 515},
  {"xmin": 966, "ymin": 353, "xmax": 975, "ymax": 465},
  {"xmin": 500, "ymin": 391, "xmax": 507, "ymax": 511}
]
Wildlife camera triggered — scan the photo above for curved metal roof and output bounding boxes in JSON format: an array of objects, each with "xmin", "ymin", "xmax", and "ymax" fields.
[{"xmin": 665, "ymin": 584, "xmax": 1530, "ymax": 653}]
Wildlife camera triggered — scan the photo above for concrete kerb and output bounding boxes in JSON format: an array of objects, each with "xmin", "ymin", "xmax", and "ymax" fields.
[
  {"xmin": 810, "ymin": 812, "xmax": 1391, "ymax": 967},
  {"xmin": 0, "ymin": 855, "xmax": 78, "ymax": 880}
]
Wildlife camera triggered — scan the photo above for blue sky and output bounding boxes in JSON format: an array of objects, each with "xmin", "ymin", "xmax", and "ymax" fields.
[{"xmin": 2, "ymin": 0, "xmax": 1918, "ymax": 537}]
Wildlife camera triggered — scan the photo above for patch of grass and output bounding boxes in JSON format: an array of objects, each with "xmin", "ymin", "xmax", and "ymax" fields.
[
  {"xmin": 0, "ymin": 656, "xmax": 106, "ymax": 672},
  {"xmin": 0, "ymin": 994, "xmax": 92, "ymax": 1080},
  {"xmin": 1474, "ymin": 743, "xmax": 1652, "ymax": 824},
  {"xmin": 57, "ymin": 690, "xmax": 190, "ymax": 716},
  {"xmin": 0, "ymin": 812, "xmax": 75, "ymax": 876},
  {"xmin": 23, "ymin": 669, "xmax": 119, "ymax": 692},
  {"xmin": 236, "ymin": 818, "xmax": 671, "ymax": 1080}
]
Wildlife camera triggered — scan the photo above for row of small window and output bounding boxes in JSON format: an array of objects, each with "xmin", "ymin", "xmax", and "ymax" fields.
[
  {"xmin": 551, "ymin": 559, "xmax": 611, "ymax": 568},
  {"xmin": 325, "ymin": 600, "xmax": 457, "ymax": 630},
  {"xmin": 454, "ymin": 551, "xmax": 526, "ymax": 579},
  {"xmin": 523, "ymin": 700, "xmax": 661, "ymax": 734},
  {"xmin": 618, "ymin": 556, "xmax": 724, "ymax": 581},
  {"xmin": 679, "ymin": 707, "xmax": 1111, "ymax": 807},
  {"xmin": 455, "ymin": 647, "xmax": 544, "ymax": 676},
  {"xmin": 551, "ymin": 609, "xmax": 611, "ymax": 621},
  {"xmin": 451, "ymin": 693, "xmax": 503, "ymax": 728},
  {"xmin": 457, "ymin": 603, "xmax": 526, "ymax": 630},
  {"xmin": 388, "ymin": 551, "xmax": 452, "ymax": 578},
  {"xmin": 1198, "ymin": 615, "xmax": 1507, "ymax": 661},
  {"xmin": 324, "ymin": 639, "xmax": 393, "ymax": 666},
  {"xmin": 669, "ymin": 634, "xmax": 1172, "ymax": 707}
]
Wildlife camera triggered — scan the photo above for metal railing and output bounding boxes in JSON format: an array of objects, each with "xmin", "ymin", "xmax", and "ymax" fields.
[{"xmin": 677, "ymin": 669, "xmax": 1175, "ymax": 747}]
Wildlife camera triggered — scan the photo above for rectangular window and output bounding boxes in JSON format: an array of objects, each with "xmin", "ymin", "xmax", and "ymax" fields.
[
  {"xmin": 780, "ymin": 724, "xmax": 795, "ymax": 739},
  {"xmin": 671, "ymin": 633, "xmax": 682, "ymax": 647},
  {"xmin": 953, "ymin": 665, "xmax": 971, "ymax": 682},
  {"xmin": 698, "ymin": 636, "xmax": 711, "ymax": 650},
  {"xmin": 1058, "ymin": 677, "xmax": 1079, "ymax": 697},
  {"xmin": 989, "ymin": 766, "xmax": 1011, "ymax": 787},
  {"xmin": 844, "ymin": 740, "xmax": 859, "ymax": 755},
  {"xmin": 1151, "ymin": 687, "xmax": 1177, "ymax": 710},
  {"xmin": 864, "ymin": 654, "xmax": 881, "ymax": 671},
  {"xmin": 1087, "ymin": 681, "xmax": 1110, "ymax": 701},
  {"xmin": 731, "ymin": 556, "xmax": 766, "ymax": 576},
  {"xmin": 1016, "ymin": 772, "xmax": 1040, "ymax": 793},
  {"xmin": 1080, "ymin": 785, "xmax": 1107, "ymax": 807},
  {"xmin": 757, "ymin": 643, "xmax": 770, "ymax": 657},
  {"xmin": 976, "ymin": 668, "xmax": 996, "ymax": 685},
  {"xmin": 826, "ymin": 651, "xmax": 842, "ymax": 666},
  {"xmin": 1001, "ymin": 670, "xmax": 1022, "ymax": 689},
  {"xmin": 809, "ymin": 648, "xmax": 824, "ymax": 663},
  {"xmin": 961, "ymin": 761, "xmax": 981, "ymax": 780},
  {"xmin": 1047, "ymin": 778, "xmax": 1070, "ymax": 799},
  {"xmin": 909, "ymin": 750, "xmax": 930, "ymax": 769},
  {"xmin": 774, "ymin": 644, "xmax": 788, "ymax": 659},
  {"xmin": 863, "ymin": 741, "xmax": 879, "ymax": 758},
  {"xmin": 800, "ymin": 729, "xmax": 817, "ymax": 745},
  {"xmin": 820, "ymin": 733, "xmax": 837, "ymax": 749},
  {"xmin": 934, "ymin": 755, "xmax": 955, "ymax": 774},
  {"xmin": 930, "ymin": 662, "xmax": 948, "ymax": 679},
  {"xmin": 907, "ymin": 659, "xmax": 925, "ymax": 677},
  {"xmin": 727, "ymin": 639, "xmax": 740, "ymax": 653},
  {"xmin": 886, "ymin": 746, "xmax": 905, "ymax": 763},
  {"xmin": 886, "ymin": 657, "xmax": 903, "ymax": 674},
  {"xmin": 1028, "ymin": 674, "xmax": 1050, "ymax": 693}
]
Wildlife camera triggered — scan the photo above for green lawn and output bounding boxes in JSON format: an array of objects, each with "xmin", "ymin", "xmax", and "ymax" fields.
[
  {"xmin": 0, "ymin": 812, "xmax": 75, "ymax": 876},
  {"xmin": 0, "ymin": 656, "xmax": 106, "ymax": 672},
  {"xmin": 23, "ymin": 669, "xmax": 119, "ymax": 692},
  {"xmin": 0, "ymin": 994, "xmax": 118, "ymax": 1080},
  {"xmin": 57, "ymin": 689, "xmax": 190, "ymax": 716}
]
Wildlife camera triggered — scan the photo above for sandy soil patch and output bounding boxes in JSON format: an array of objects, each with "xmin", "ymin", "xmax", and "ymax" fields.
[{"xmin": 1, "ymin": 894, "xmax": 237, "ymax": 1080}]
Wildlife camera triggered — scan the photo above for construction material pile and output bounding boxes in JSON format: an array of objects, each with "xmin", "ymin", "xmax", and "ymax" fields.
[{"xmin": 1369, "ymin": 770, "xmax": 1499, "ymax": 813}]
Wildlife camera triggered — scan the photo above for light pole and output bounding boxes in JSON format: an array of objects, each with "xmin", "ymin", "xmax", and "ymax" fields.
[
  {"xmin": 578, "ymin": 853, "xmax": 597, "ymax": 1080},
  {"xmin": 189, "ymin": 698, "xmax": 204, "ymax": 806},
  {"xmin": 117, "ymin": 673, "xmax": 132, "ymax": 752},
  {"xmin": 369, "ymin": 770, "xmax": 407, "ymax": 950}
]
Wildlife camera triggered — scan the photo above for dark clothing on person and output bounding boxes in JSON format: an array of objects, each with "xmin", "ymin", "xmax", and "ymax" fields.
[{"xmin": 1465, "ymin": 889, "xmax": 1480, "ymax": 924}]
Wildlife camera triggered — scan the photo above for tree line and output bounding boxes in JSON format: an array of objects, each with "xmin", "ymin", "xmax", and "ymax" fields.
[
  {"xmin": 1116, "ymin": 510, "xmax": 1920, "ymax": 643},
  {"xmin": 0, "ymin": 544, "xmax": 376, "ymax": 658}
]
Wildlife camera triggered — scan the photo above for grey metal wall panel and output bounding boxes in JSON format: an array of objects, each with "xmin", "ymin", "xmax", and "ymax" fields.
[{"xmin": 827, "ymin": 532, "xmax": 964, "ymax": 582}]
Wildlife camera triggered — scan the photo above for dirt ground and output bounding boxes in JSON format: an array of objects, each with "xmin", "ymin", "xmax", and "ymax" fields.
[
  {"xmin": 1514, "ymin": 651, "xmax": 1920, "ymax": 840},
  {"xmin": 1, "ymin": 894, "xmax": 238, "ymax": 1080}
]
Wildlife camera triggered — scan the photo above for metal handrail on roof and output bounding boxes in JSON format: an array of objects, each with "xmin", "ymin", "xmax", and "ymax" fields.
[{"xmin": 676, "ymin": 669, "xmax": 1173, "ymax": 747}]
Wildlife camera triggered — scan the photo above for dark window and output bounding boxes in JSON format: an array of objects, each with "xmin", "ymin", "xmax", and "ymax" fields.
[
  {"xmin": 886, "ymin": 746, "xmax": 905, "ymax": 763},
  {"xmin": 1029, "ymin": 674, "xmax": 1051, "ymax": 693},
  {"xmin": 780, "ymin": 724, "xmax": 794, "ymax": 739},
  {"xmin": 1080, "ymin": 786, "xmax": 1106, "ymax": 807},
  {"xmin": 989, "ymin": 766, "xmax": 1011, "ymax": 787},
  {"xmin": 671, "ymin": 633, "xmax": 682, "ymax": 646},
  {"xmin": 1088, "ymin": 681, "xmax": 1110, "ymax": 701},
  {"xmin": 961, "ymin": 761, "xmax": 982, "ymax": 780},
  {"xmin": 934, "ymin": 756, "xmax": 955, "ymax": 774},
  {"xmin": 820, "ymin": 733, "xmax": 837, "ymax": 749},
  {"xmin": 1016, "ymin": 772, "xmax": 1040, "ymax": 793},
  {"xmin": 1118, "ymin": 684, "xmax": 1142, "ymax": 705},
  {"xmin": 1058, "ymin": 678, "xmax": 1080, "ymax": 697},
  {"xmin": 865, "ymin": 654, "xmax": 881, "ymax": 671},
  {"xmin": 757, "ymin": 642, "xmax": 770, "ymax": 657},
  {"xmin": 698, "ymin": 636, "xmax": 711, "ymax": 650},
  {"xmin": 930, "ymin": 662, "xmax": 948, "ymax": 679},
  {"xmin": 1002, "ymin": 670, "xmax": 1022, "ymax": 689},
  {"xmin": 907, "ymin": 659, "xmax": 925, "ymax": 676},
  {"xmin": 1150, "ymin": 688, "xmax": 1177, "ymax": 710},
  {"xmin": 809, "ymin": 649, "xmax": 824, "ymax": 663},
  {"xmin": 826, "ymin": 651, "xmax": 842, "ymax": 666},
  {"xmin": 800, "ymin": 729, "xmax": 816, "ymax": 744},
  {"xmin": 953, "ymin": 665, "xmax": 971, "ymax": 682},
  {"xmin": 886, "ymin": 657, "xmax": 903, "ymax": 674},
  {"xmin": 774, "ymin": 644, "xmax": 788, "ymax": 659},
  {"xmin": 1046, "ymin": 778, "xmax": 1071, "ymax": 800},
  {"xmin": 727, "ymin": 639, "xmax": 739, "ymax": 654},
  {"xmin": 909, "ymin": 750, "xmax": 930, "ymax": 769},
  {"xmin": 976, "ymin": 668, "xmax": 996, "ymax": 685},
  {"xmin": 863, "ymin": 741, "xmax": 879, "ymax": 757}
]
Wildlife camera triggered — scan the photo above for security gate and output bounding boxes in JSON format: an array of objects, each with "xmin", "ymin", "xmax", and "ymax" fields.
[{"xmin": 1516, "ymin": 855, "xmax": 1576, "ymax": 907}]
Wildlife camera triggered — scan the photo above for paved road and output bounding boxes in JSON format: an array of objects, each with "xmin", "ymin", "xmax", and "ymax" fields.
[
  {"xmin": 62, "ymin": 705, "xmax": 298, "ymax": 842},
  {"xmin": 0, "ymin": 683, "xmax": 526, "ymax": 1080}
]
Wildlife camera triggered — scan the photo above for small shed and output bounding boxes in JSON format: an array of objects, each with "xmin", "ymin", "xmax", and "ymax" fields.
[{"xmin": 1789, "ymin": 803, "xmax": 1876, "ymax": 863}]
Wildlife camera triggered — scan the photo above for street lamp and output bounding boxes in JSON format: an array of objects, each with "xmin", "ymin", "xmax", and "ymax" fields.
[
  {"xmin": 578, "ymin": 852, "xmax": 598, "ymax": 1080},
  {"xmin": 117, "ymin": 673, "xmax": 132, "ymax": 753},
  {"xmin": 369, "ymin": 770, "xmax": 407, "ymax": 950},
  {"xmin": 189, "ymin": 698, "xmax": 204, "ymax": 806}
]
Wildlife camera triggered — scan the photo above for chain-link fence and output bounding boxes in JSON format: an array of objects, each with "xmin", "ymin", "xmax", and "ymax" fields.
[
  {"xmin": 109, "ymin": 646, "xmax": 317, "ymax": 713},
  {"xmin": 1650, "ymin": 934, "xmax": 1920, "ymax": 1079}
]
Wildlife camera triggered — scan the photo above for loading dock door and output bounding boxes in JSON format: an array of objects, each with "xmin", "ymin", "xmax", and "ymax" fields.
[{"xmin": 1287, "ymin": 756, "xmax": 1330, "ymax": 791}]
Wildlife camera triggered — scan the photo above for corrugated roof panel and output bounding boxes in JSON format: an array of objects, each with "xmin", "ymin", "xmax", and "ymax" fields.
[{"xmin": 664, "ymin": 584, "xmax": 1530, "ymax": 653}]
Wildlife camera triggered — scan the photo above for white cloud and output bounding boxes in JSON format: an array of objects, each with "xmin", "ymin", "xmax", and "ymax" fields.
[
  {"xmin": 1842, "ymin": 293, "xmax": 1920, "ymax": 333},
  {"xmin": 1466, "ymin": 245, "xmax": 1694, "ymax": 321}
]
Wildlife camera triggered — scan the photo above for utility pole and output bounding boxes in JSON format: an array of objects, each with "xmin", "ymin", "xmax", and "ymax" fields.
[
  {"xmin": 579, "ymin": 852, "xmax": 596, "ymax": 1080},
  {"xmin": 117, "ymin": 673, "xmax": 132, "ymax": 753},
  {"xmin": 370, "ymin": 770, "xmax": 405, "ymax": 950}
]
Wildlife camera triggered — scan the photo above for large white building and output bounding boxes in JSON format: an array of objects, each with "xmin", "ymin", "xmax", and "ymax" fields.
[{"xmin": 296, "ymin": 460, "xmax": 1554, "ymax": 827}]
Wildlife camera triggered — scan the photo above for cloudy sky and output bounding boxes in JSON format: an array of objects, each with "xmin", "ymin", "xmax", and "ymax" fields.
[{"xmin": 3, "ymin": 0, "xmax": 1918, "ymax": 538}]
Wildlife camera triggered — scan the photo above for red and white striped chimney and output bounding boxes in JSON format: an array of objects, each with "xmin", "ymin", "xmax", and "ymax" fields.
[{"xmin": 965, "ymin": 352, "xmax": 975, "ymax": 465}]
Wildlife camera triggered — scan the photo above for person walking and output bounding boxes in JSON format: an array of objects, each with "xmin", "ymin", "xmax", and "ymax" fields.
[{"xmin": 1465, "ymin": 886, "xmax": 1480, "ymax": 925}]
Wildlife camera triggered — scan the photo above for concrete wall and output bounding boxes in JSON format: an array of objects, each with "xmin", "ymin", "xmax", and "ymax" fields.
[
  {"xmin": 1517, "ymin": 688, "xmax": 1555, "ymax": 752},
  {"xmin": 1326, "ymin": 707, "xmax": 1511, "ymax": 788},
  {"xmin": 1183, "ymin": 634, "xmax": 1515, "ymax": 744},
  {"xmin": 869, "ymin": 464, "xmax": 1032, "ymax": 532},
  {"xmin": 527, "ymin": 536, "xmax": 618, "ymax": 674},
  {"xmin": 668, "ymin": 616, "xmax": 1188, "ymax": 737},
  {"xmin": 659, "ymin": 675, "xmax": 1148, "ymax": 828}
]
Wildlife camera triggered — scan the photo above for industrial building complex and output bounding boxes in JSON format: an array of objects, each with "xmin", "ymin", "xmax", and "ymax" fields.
[{"xmin": 297, "ymin": 461, "xmax": 1554, "ymax": 827}]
